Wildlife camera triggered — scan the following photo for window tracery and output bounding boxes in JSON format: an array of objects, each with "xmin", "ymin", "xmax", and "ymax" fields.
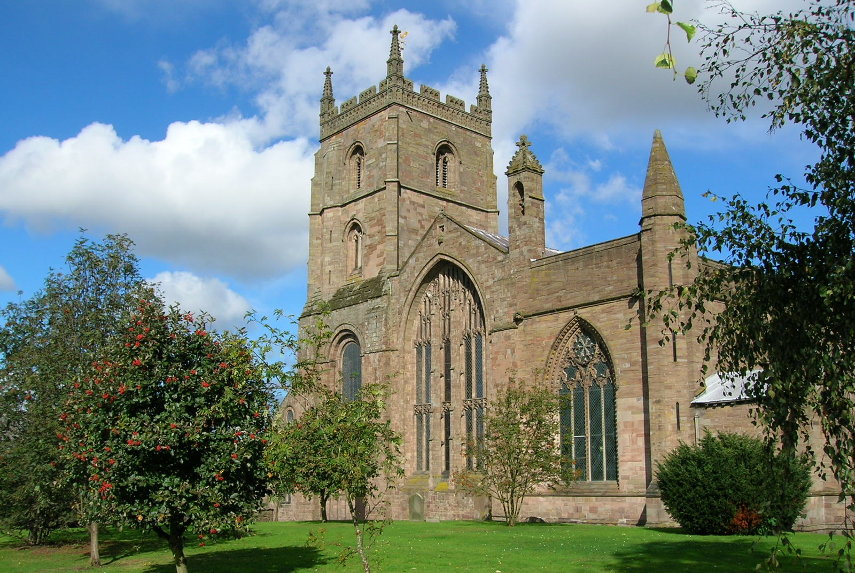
[
  {"xmin": 550, "ymin": 322, "xmax": 617, "ymax": 482},
  {"xmin": 413, "ymin": 263, "xmax": 485, "ymax": 475}
]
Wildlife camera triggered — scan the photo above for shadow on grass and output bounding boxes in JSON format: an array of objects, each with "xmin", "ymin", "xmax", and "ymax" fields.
[
  {"xmin": 608, "ymin": 537, "xmax": 833, "ymax": 572},
  {"xmin": 139, "ymin": 545, "xmax": 328, "ymax": 573}
]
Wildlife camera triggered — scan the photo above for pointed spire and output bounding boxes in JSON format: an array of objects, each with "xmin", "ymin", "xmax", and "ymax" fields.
[
  {"xmin": 387, "ymin": 25, "xmax": 404, "ymax": 80},
  {"xmin": 506, "ymin": 135, "xmax": 544, "ymax": 175},
  {"xmin": 477, "ymin": 64, "xmax": 492, "ymax": 111},
  {"xmin": 641, "ymin": 130, "xmax": 685, "ymax": 221},
  {"xmin": 320, "ymin": 67, "xmax": 335, "ymax": 117}
]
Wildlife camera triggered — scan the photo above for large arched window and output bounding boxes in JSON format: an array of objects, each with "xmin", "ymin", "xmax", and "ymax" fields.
[
  {"xmin": 341, "ymin": 338, "xmax": 362, "ymax": 401},
  {"xmin": 549, "ymin": 321, "xmax": 617, "ymax": 482},
  {"xmin": 349, "ymin": 144, "xmax": 365, "ymax": 190},
  {"xmin": 435, "ymin": 143, "xmax": 456, "ymax": 189},
  {"xmin": 412, "ymin": 263, "xmax": 485, "ymax": 475}
]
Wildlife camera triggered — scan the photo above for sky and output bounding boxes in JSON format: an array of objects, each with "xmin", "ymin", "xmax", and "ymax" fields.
[{"xmin": 0, "ymin": 0, "xmax": 818, "ymax": 334}]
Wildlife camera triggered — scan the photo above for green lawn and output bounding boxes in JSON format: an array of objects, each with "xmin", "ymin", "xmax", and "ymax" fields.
[{"xmin": 0, "ymin": 520, "xmax": 843, "ymax": 572}]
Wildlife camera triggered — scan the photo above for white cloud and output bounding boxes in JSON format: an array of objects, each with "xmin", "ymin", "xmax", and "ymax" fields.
[
  {"xmin": 0, "ymin": 265, "xmax": 15, "ymax": 291},
  {"xmin": 182, "ymin": 7, "xmax": 456, "ymax": 144},
  {"xmin": 149, "ymin": 271, "xmax": 251, "ymax": 330},
  {"xmin": 0, "ymin": 121, "xmax": 314, "ymax": 279}
]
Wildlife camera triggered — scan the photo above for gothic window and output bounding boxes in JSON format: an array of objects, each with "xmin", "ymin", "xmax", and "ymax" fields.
[
  {"xmin": 349, "ymin": 145, "xmax": 365, "ymax": 190},
  {"xmin": 341, "ymin": 338, "xmax": 362, "ymax": 401},
  {"xmin": 346, "ymin": 222, "xmax": 363, "ymax": 275},
  {"xmin": 515, "ymin": 181, "xmax": 525, "ymax": 215},
  {"xmin": 286, "ymin": 409, "xmax": 295, "ymax": 424},
  {"xmin": 435, "ymin": 143, "xmax": 456, "ymax": 189},
  {"xmin": 555, "ymin": 326, "xmax": 617, "ymax": 482},
  {"xmin": 412, "ymin": 263, "xmax": 485, "ymax": 476}
]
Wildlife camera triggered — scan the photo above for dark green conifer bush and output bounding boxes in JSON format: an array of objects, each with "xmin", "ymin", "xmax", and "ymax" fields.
[{"xmin": 656, "ymin": 432, "xmax": 811, "ymax": 535}]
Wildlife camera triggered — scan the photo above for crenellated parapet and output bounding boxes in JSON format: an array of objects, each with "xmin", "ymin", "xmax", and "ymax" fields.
[
  {"xmin": 319, "ymin": 26, "xmax": 492, "ymax": 140},
  {"xmin": 320, "ymin": 77, "xmax": 492, "ymax": 140}
]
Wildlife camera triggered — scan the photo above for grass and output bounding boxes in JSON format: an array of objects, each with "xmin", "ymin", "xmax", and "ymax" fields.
[{"xmin": 0, "ymin": 520, "xmax": 843, "ymax": 572}]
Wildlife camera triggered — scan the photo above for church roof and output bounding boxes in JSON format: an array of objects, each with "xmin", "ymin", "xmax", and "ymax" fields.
[
  {"xmin": 464, "ymin": 225, "xmax": 509, "ymax": 250},
  {"xmin": 463, "ymin": 224, "xmax": 562, "ymax": 258},
  {"xmin": 691, "ymin": 371, "xmax": 761, "ymax": 406}
]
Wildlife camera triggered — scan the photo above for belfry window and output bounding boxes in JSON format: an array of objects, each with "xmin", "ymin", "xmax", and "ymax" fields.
[
  {"xmin": 557, "ymin": 328, "xmax": 617, "ymax": 481},
  {"xmin": 435, "ymin": 144, "xmax": 455, "ymax": 189},
  {"xmin": 412, "ymin": 263, "xmax": 485, "ymax": 475},
  {"xmin": 349, "ymin": 145, "xmax": 365, "ymax": 190},
  {"xmin": 341, "ymin": 338, "xmax": 362, "ymax": 401}
]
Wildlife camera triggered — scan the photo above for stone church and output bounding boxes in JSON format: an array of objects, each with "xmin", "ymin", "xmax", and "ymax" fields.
[{"xmin": 277, "ymin": 26, "xmax": 843, "ymax": 528}]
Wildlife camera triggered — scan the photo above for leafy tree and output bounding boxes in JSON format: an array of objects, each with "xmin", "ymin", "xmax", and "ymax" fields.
[
  {"xmin": 267, "ymin": 385, "xmax": 402, "ymax": 573},
  {"xmin": 642, "ymin": 0, "xmax": 855, "ymax": 518},
  {"xmin": 0, "ymin": 233, "xmax": 152, "ymax": 555},
  {"xmin": 60, "ymin": 299, "xmax": 273, "ymax": 573},
  {"xmin": 454, "ymin": 382, "xmax": 575, "ymax": 526}
]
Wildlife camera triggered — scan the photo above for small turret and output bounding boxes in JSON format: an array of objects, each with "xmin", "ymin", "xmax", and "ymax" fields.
[{"xmin": 506, "ymin": 135, "xmax": 546, "ymax": 260}]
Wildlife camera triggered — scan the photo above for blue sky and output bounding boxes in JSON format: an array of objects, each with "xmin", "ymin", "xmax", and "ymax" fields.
[{"xmin": 0, "ymin": 0, "xmax": 817, "ymax": 332}]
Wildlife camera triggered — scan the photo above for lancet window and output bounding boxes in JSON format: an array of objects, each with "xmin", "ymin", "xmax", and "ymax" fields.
[
  {"xmin": 346, "ymin": 222, "xmax": 363, "ymax": 275},
  {"xmin": 435, "ymin": 143, "xmax": 455, "ymax": 189},
  {"xmin": 349, "ymin": 145, "xmax": 365, "ymax": 190},
  {"xmin": 341, "ymin": 337, "xmax": 362, "ymax": 401}
]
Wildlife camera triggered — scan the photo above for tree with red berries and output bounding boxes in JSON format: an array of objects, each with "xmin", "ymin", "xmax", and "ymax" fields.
[{"xmin": 61, "ymin": 299, "xmax": 272, "ymax": 573}]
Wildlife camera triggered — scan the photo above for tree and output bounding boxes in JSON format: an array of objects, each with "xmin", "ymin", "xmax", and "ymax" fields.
[
  {"xmin": 0, "ymin": 233, "xmax": 152, "ymax": 555},
  {"xmin": 642, "ymin": 0, "xmax": 855, "ymax": 515},
  {"xmin": 60, "ymin": 299, "xmax": 273, "ymax": 573},
  {"xmin": 657, "ymin": 432, "xmax": 811, "ymax": 535},
  {"xmin": 267, "ymin": 385, "xmax": 402, "ymax": 573},
  {"xmin": 454, "ymin": 382, "xmax": 575, "ymax": 526}
]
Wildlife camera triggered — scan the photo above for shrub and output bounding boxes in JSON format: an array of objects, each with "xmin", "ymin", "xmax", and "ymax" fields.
[{"xmin": 656, "ymin": 432, "xmax": 811, "ymax": 535}]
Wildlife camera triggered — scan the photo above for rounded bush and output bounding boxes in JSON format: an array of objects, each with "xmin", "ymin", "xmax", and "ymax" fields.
[{"xmin": 656, "ymin": 432, "xmax": 811, "ymax": 535}]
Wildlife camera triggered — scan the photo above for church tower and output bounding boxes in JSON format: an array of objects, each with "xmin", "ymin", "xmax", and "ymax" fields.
[{"xmin": 306, "ymin": 26, "xmax": 498, "ymax": 303}]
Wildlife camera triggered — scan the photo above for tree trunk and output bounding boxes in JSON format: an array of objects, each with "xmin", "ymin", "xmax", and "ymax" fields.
[
  {"xmin": 155, "ymin": 522, "xmax": 189, "ymax": 573},
  {"xmin": 320, "ymin": 492, "xmax": 328, "ymax": 522},
  {"xmin": 167, "ymin": 527, "xmax": 189, "ymax": 573},
  {"xmin": 88, "ymin": 521, "xmax": 101, "ymax": 567},
  {"xmin": 347, "ymin": 496, "xmax": 371, "ymax": 573}
]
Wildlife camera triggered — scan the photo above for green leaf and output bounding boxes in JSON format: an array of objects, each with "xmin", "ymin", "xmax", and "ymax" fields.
[
  {"xmin": 645, "ymin": 2, "xmax": 661, "ymax": 13},
  {"xmin": 684, "ymin": 66, "xmax": 698, "ymax": 84},
  {"xmin": 677, "ymin": 21, "xmax": 696, "ymax": 42},
  {"xmin": 655, "ymin": 52, "xmax": 675, "ymax": 69},
  {"xmin": 659, "ymin": 0, "xmax": 673, "ymax": 14}
]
